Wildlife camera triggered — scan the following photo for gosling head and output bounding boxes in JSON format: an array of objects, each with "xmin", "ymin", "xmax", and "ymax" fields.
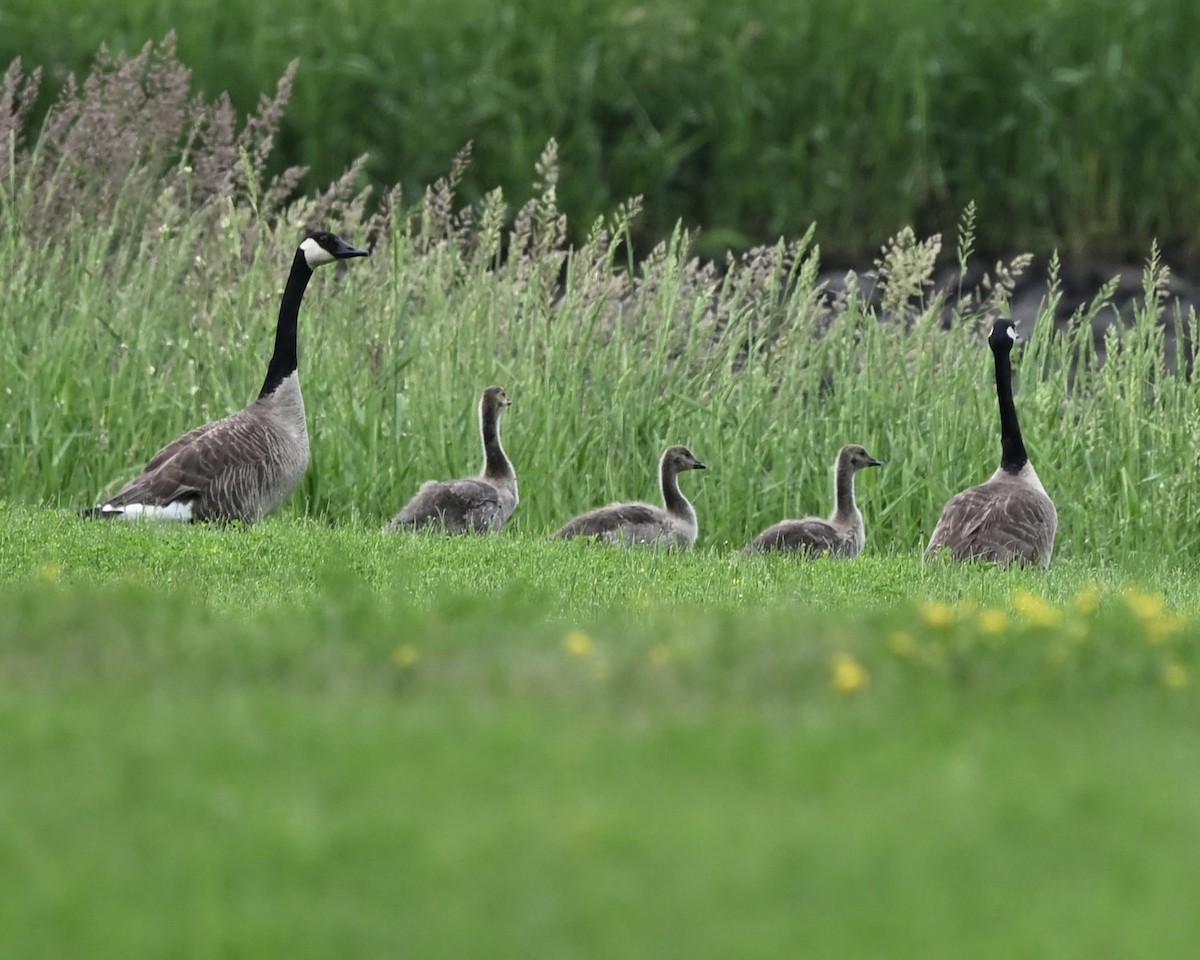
[
  {"xmin": 662, "ymin": 445, "xmax": 707, "ymax": 473},
  {"xmin": 988, "ymin": 317, "xmax": 1021, "ymax": 354},
  {"xmin": 481, "ymin": 385, "xmax": 512, "ymax": 414},
  {"xmin": 299, "ymin": 230, "xmax": 371, "ymax": 268},
  {"xmin": 838, "ymin": 444, "xmax": 883, "ymax": 471}
]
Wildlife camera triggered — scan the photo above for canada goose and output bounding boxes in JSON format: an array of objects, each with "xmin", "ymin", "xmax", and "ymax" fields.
[
  {"xmin": 385, "ymin": 386, "xmax": 518, "ymax": 534},
  {"xmin": 82, "ymin": 230, "xmax": 369, "ymax": 523},
  {"xmin": 743, "ymin": 444, "xmax": 882, "ymax": 557},
  {"xmin": 554, "ymin": 445, "xmax": 706, "ymax": 547},
  {"xmin": 924, "ymin": 317, "xmax": 1057, "ymax": 566}
]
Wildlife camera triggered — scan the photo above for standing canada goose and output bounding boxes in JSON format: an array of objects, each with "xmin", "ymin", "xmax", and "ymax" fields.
[
  {"xmin": 83, "ymin": 230, "xmax": 369, "ymax": 523},
  {"xmin": 554, "ymin": 445, "xmax": 707, "ymax": 548},
  {"xmin": 924, "ymin": 317, "xmax": 1057, "ymax": 566},
  {"xmin": 385, "ymin": 386, "xmax": 518, "ymax": 534},
  {"xmin": 743, "ymin": 444, "xmax": 882, "ymax": 557}
]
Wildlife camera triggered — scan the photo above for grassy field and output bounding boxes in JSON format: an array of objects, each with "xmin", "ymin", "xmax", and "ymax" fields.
[
  {"xmin": 2, "ymin": 507, "xmax": 1199, "ymax": 957},
  {"xmin": 4, "ymin": 56, "xmax": 1200, "ymax": 956}
]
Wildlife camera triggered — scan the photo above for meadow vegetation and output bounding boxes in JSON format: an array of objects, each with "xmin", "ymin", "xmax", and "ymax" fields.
[
  {"xmin": 2, "ymin": 41, "xmax": 1199, "ymax": 958},
  {"xmin": 4, "ymin": 2, "xmax": 1200, "ymax": 262}
]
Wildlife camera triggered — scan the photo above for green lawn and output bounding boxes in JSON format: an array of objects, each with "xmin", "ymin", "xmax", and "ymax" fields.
[{"xmin": 1, "ymin": 507, "xmax": 1197, "ymax": 958}]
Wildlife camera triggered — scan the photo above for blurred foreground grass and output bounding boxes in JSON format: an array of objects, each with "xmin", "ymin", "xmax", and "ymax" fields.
[{"xmin": 1, "ymin": 508, "xmax": 1198, "ymax": 957}]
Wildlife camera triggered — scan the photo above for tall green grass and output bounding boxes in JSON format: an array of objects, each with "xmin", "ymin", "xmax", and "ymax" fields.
[
  {"xmin": 3, "ymin": 141, "xmax": 1198, "ymax": 559},
  {"xmin": 3, "ymin": 1, "xmax": 1200, "ymax": 262}
]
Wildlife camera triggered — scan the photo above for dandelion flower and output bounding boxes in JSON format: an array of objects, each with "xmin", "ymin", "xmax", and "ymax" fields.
[
  {"xmin": 832, "ymin": 652, "xmax": 869, "ymax": 694},
  {"xmin": 392, "ymin": 644, "xmax": 419, "ymax": 668},
  {"xmin": 39, "ymin": 562, "xmax": 62, "ymax": 583},
  {"xmin": 1145, "ymin": 613, "xmax": 1187, "ymax": 646},
  {"xmin": 919, "ymin": 600, "xmax": 955, "ymax": 629},
  {"xmin": 1124, "ymin": 589, "xmax": 1165, "ymax": 623},
  {"xmin": 1072, "ymin": 585, "xmax": 1101, "ymax": 616},
  {"xmin": 1012, "ymin": 590, "xmax": 1062, "ymax": 627},
  {"xmin": 563, "ymin": 630, "xmax": 594, "ymax": 658},
  {"xmin": 887, "ymin": 631, "xmax": 915, "ymax": 657},
  {"xmin": 977, "ymin": 608, "xmax": 1009, "ymax": 635},
  {"xmin": 1163, "ymin": 662, "xmax": 1190, "ymax": 689}
]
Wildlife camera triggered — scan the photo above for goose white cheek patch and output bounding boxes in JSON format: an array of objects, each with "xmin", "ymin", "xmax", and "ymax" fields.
[
  {"xmin": 102, "ymin": 502, "xmax": 194, "ymax": 522},
  {"xmin": 300, "ymin": 237, "xmax": 336, "ymax": 267}
]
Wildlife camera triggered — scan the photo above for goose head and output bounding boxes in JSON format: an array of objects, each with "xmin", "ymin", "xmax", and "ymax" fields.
[
  {"xmin": 481, "ymin": 385, "xmax": 512, "ymax": 414},
  {"xmin": 838, "ymin": 444, "xmax": 883, "ymax": 471},
  {"xmin": 989, "ymin": 317, "xmax": 1020, "ymax": 354},
  {"xmin": 663, "ymin": 445, "xmax": 706, "ymax": 473},
  {"xmin": 299, "ymin": 230, "xmax": 371, "ymax": 268}
]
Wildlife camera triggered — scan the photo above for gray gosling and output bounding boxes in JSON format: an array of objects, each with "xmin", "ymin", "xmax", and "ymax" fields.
[
  {"xmin": 385, "ymin": 386, "xmax": 518, "ymax": 534},
  {"xmin": 744, "ymin": 444, "xmax": 882, "ymax": 557},
  {"xmin": 83, "ymin": 231, "xmax": 369, "ymax": 523},
  {"xmin": 925, "ymin": 317, "xmax": 1057, "ymax": 567},
  {"xmin": 554, "ymin": 445, "xmax": 706, "ymax": 548}
]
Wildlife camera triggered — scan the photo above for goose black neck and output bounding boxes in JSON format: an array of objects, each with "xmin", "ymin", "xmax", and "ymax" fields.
[
  {"xmin": 258, "ymin": 249, "xmax": 314, "ymax": 399},
  {"xmin": 834, "ymin": 461, "xmax": 857, "ymax": 518},
  {"xmin": 481, "ymin": 404, "xmax": 513, "ymax": 480},
  {"xmin": 661, "ymin": 462, "xmax": 691, "ymax": 518},
  {"xmin": 994, "ymin": 345, "xmax": 1028, "ymax": 472}
]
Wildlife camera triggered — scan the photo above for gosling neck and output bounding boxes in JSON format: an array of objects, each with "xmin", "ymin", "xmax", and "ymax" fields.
[
  {"xmin": 480, "ymin": 401, "xmax": 515, "ymax": 484},
  {"xmin": 660, "ymin": 458, "xmax": 695, "ymax": 523},
  {"xmin": 832, "ymin": 458, "xmax": 861, "ymax": 525}
]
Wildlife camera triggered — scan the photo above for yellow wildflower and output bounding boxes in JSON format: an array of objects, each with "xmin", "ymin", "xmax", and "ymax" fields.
[
  {"xmin": 887, "ymin": 631, "xmax": 915, "ymax": 656},
  {"xmin": 1163, "ymin": 662, "xmax": 1190, "ymax": 689},
  {"xmin": 392, "ymin": 644, "xmax": 419, "ymax": 668},
  {"xmin": 831, "ymin": 652, "xmax": 869, "ymax": 694},
  {"xmin": 977, "ymin": 608, "xmax": 1009, "ymax": 635},
  {"xmin": 39, "ymin": 562, "xmax": 62, "ymax": 582},
  {"xmin": 563, "ymin": 630, "xmax": 594, "ymax": 658},
  {"xmin": 919, "ymin": 600, "xmax": 955, "ymax": 628},
  {"xmin": 1123, "ymin": 589, "xmax": 1165, "ymax": 623},
  {"xmin": 1012, "ymin": 590, "xmax": 1062, "ymax": 627},
  {"xmin": 1072, "ymin": 585, "xmax": 1101, "ymax": 616},
  {"xmin": 1145, "ymin": 613, "xmax": 1187, "ymax": 645}
]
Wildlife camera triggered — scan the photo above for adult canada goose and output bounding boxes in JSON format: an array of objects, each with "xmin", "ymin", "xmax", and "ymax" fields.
[
  {"xmin": 924, "ymin": 317, "xmax": 1057, "ymax": 566},
  {"xmin": 743, "ymin": 444, "xmax": 882, "ymax": 557},
  {"xmin": 554, "ymin": 444, "xmax": 706, "ymax": 548},
  {"xmin": 385, "ymin": 386, "xmax": 519, "ymax": 534},
  {"xmin": 83, "ymin": 230, "xmax": 369, "ymax": 523}
]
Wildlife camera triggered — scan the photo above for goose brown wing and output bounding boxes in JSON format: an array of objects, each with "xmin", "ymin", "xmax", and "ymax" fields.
[
  {"xmin": 136, "ymin": 419, "xmax": 224, "ymax": 475},
  {"xmin": 102, "ymin": 413, "xmax": 275, "ymax": 516},
  {"xmin": 925, "ymin": 482, "xmax": 1057, "ymax": 566},
  {"xmin": 746, "ymin": 518, "xmax": 841, "ymax": 556}
]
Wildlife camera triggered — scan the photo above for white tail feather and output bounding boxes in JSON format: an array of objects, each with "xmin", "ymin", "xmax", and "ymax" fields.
[{"xmin": 102, "ymin": 502, "xmax": 194, "ymax": 522}]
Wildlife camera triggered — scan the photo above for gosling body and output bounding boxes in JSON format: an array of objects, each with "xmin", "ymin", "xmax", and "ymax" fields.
[
  {"xmin": 386, "ymin": 386, "xmax": 518, "ymax": 535},
  {"xmin": 554, "ymin": 445, "xmax": 706, "ymax": 548},
  {"xmin": 745, "ymin": 444, "xmax": 882, "ymax": 557}
]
